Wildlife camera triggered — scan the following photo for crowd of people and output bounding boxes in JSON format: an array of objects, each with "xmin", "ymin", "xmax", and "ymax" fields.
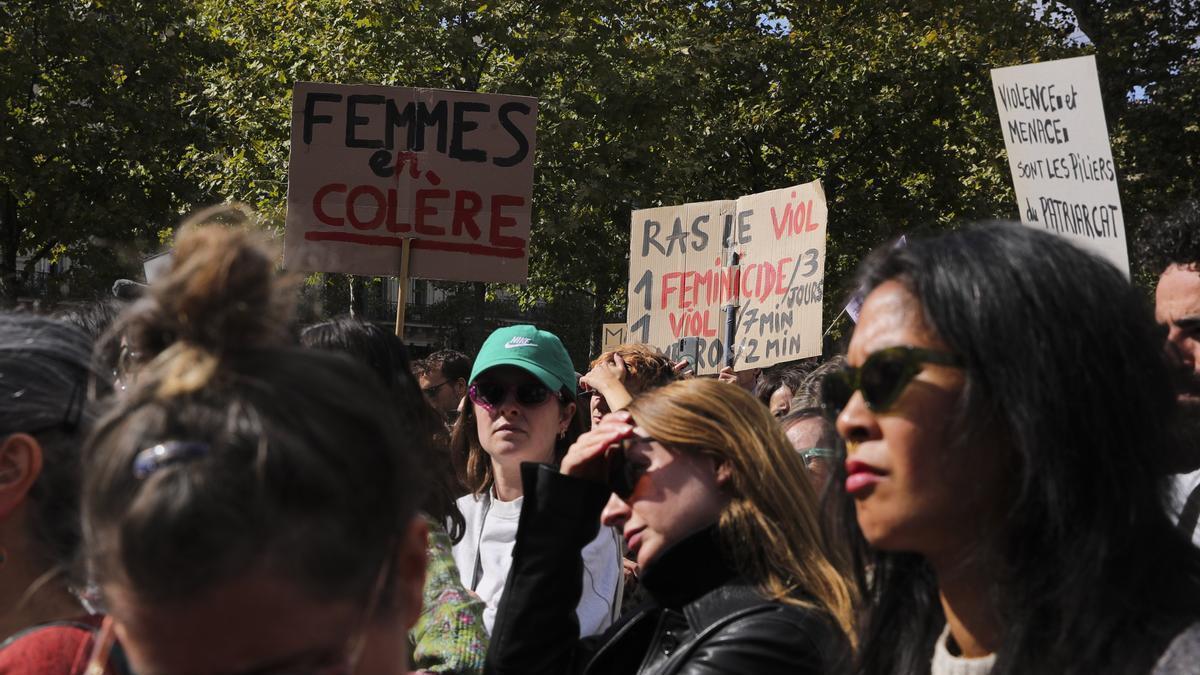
[{"xmin": 0, "ymin": 202, "xmax": 1197, "ymax": 675}]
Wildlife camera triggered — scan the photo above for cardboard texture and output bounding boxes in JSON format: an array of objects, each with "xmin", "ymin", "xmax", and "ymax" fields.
[
  {"xmin": 626, "ymin": 181, "xmax": 828, "ymax": 375},
  {"xmin": 284, "ymin": 82, "xmax": 538, "ymax": 283},
  {"xmin": 601, "ymin": 323, "xmax": 627, "ymax": 352},
  {"xmin": 991, "ymin": 55, "xmax": 1129, "ymax": 274}
]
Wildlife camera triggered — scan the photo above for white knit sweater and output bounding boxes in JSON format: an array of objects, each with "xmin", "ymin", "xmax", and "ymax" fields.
[{"xmin": 931, "ymin": 624, "xmax": 997, "ymax": 675}]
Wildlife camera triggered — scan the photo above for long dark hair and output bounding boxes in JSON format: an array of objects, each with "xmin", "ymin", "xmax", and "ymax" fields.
[
  {"xmin": 0, "ymin": 313, "xmax": 98, "ymax": 579},
  {"xmin": 84, "ymin": 224, "xmax": 427, "ymax": 607},
  {"xmin": 837, "ymin": 223, "xmax": 1200, "ymax": 674},
  {"xmin": 300, "ymin": 316, "xmax": 465, "ymax": 542}
]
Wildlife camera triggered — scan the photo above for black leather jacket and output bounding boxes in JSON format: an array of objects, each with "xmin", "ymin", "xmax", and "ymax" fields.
[{"xmin": 485, "ymin": 463, "xmax": 851, "ymax": 675}]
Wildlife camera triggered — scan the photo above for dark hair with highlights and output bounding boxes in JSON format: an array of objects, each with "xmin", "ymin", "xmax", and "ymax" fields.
[
  {"xmin": 301, "ymin": 316, "xmax": 464, "ymax": 542},
  {"xmin": 417, "ymin": 349, "xmax": 471, "ymax": 384},
  {"xmin": 837, "ymin": 222, "xmax": 1200, "ymax": 675},
  {"xmin": 83, "ymin": 220, "xmax": 427, "ymax": 608},
  {"xmin": 1136, "ymin": 198, "xmax": 1200, "ymax": 277}
]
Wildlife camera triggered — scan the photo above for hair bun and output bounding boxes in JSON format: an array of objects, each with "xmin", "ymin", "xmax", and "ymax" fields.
[{"xmin": 123, "ymin": 205, "xmax": 294, "ymax": 375}]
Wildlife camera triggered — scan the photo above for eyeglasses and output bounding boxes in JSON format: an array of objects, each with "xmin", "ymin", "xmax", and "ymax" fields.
[
  {"xmin": 799, "ymin": 447, "xmax": 836, "ymax": 465},
  {"xmin": 607, "ymin": 435, "xmax": 654, "ymax": 500},
  {"xmin": 820, "ymin": 346, "xmax": 963, "ymax": 418},
  {"xmin": 422, "ymin": 380, "xmax": 450, "ymax": 398},
  {"xmin": 468, "ymin": 380, "xmax": 560, "ymax": 412}
]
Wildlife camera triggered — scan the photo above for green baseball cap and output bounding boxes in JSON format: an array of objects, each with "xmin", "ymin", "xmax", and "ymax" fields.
[{"xmin": 470, "ymin": 325, "xmax": 577, "ymax": 394}]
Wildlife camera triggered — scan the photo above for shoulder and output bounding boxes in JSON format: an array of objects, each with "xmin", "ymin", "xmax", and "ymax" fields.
[
  {"xmin": 455, "ymin": 492, "xmax": 483, "ymax": 516},
  {"xmin": 1154, "ymin": 621, "xmax": 1200, "ymax": 674},
  {"xmin": 0, "ymin": 617, "xmax": 104, "ymax": 675},
  {"xmin": 682, "ymin": 589, "xmax": 850, "ymax": 674}
]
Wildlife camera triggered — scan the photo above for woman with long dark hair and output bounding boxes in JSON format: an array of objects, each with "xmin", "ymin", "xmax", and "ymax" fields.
[
  {"xmin": 0, "ymin": 314, "xmax": 100, "ymax": 672},
  {"xmin": 824, "ymin": 223, "xmax": 1200, "ymax": 674}
]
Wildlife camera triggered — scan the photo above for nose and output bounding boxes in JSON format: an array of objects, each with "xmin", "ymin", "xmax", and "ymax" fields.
[
  {"xmin": 1165, "ymin": 326, "xmax": 1199, "ymax": 372},
  {"xmin": 836, "ymin": 390, "xmax": 880, "ymax": 449},
  {"xmin": 497, "ymin": 387, "xmax": 523, "ymax": 417},
  {"xmin": 600, "ymin": 493, "xmax": 631, "ymax": 529}
]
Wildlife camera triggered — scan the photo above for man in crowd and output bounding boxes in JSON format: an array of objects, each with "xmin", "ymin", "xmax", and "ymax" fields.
[
  {"xmin": 415, "ymin": 349, "xmax": 471, "ymax": 424},
  {"xmin": 1142, "ymin": 200, "xmax": 1200, "ymax": 542}
]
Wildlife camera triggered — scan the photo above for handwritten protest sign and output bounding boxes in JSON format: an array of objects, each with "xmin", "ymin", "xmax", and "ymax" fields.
[
  {"xmin": 601, "ymin": 323, "xmax": 627, "ymax": 352},
  {"xmin": 284, "ymin": 82, "xmax": 538, "ymax": 283},
  {"xmin": 626, "ymin": 182, "xmax": 827, "ymax": 375},
  {"xmin": 991, "ymin": 56, "xmax": 1128, "ymax": 274}
]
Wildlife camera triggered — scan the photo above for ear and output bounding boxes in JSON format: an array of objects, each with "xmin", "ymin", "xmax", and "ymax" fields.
[
  {"xmin": 712, "ymin": 457, "xmax": 733, "ymax": 489},
  {"xmin": 0, "ymin": 433, "xmax": 44, "ymax": 520},
  {"xmin": 559, "ymin": 400, "xmax": 577, "ymax": 432},
  {"xmin": 453, "ymin": 378, "xmax": 467, "ymax": 397},
  {"xmin": 393, "ymin": 515, "xmax": 429, "ymax": 630}
]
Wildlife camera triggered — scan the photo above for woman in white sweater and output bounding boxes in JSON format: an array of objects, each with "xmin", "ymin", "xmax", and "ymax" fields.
[{"xmin": 449, "ymin": 325, "xmax": 622, "ymax": 637}]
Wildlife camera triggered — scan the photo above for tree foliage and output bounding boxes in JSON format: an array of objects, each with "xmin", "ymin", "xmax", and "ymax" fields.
[
  {"xmin": 0, "ymin": 0, "xmax": 219, "ymax": 302},
  {"xmin": 5, "ymin": 0, "xmax": 1196, "ymax": 364}
]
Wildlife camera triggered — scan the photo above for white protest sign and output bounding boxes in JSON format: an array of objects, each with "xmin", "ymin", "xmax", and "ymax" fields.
[
  {"xmin": 142, "ymin": 251, "xmax": 174, "ymax": 284},
  {"xmin": 626, "ymin": 182, "xmax": 827, "ymax": 375},
  {"xmin": 284, "ymin": 82, "xmax": 538, "ymax": 283},
  {"xmin": 991, "ymin": 55, "xmax": 1129, "ymax": 274}
]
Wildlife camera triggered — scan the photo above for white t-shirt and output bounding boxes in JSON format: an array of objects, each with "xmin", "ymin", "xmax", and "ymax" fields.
[
  {"xmin": 452, "ymin": 491, "xmax": 623, "ymax": 636},
  {"xmin": 1169, "ymin": 468, "xmax": 1200, "ymax": 547}
]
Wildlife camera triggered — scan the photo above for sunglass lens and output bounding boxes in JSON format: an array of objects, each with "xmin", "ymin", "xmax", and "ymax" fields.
[
  {"xmin": 861, "ymin": 354, "xmax": 910, "ymax": 411},
  {"xmin": 515, "ymin": 383, "xmax": 552, "ymax": 406},
  {"xmin": 820, "ymin": 371, "xmax": 853, "ymax": 417},
  {"xmin": 607, "ymin": 448, "xmax": 632, "ymax": 499},
  {"xmin": 474, "ymin": 382, "xmax": 506, "ymax": 408}
]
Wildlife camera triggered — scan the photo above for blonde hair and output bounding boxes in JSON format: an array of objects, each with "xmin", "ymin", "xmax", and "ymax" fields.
[{"xmin": 626, "ymin": 378, "xmax": 857, "ymax": 642}]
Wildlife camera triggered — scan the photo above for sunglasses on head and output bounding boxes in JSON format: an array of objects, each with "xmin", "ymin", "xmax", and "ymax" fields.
[
  {"xmin": 820, "ymin": 346, "xmax": 963, "ymax": 418},
  {"xmin": 468, "ymin": 379, "xmax": 561, "ymax": 412},
  {"xmin": 607, "ymin": 435, "xmax": 654, "ymax": 500}
]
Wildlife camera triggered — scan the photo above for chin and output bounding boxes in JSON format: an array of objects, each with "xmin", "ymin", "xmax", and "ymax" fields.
[{"xmin": 855, "ymin": 512, "xmax": 917, "ymax": 552}]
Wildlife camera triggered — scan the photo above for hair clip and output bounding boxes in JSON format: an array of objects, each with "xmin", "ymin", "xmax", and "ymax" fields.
[{"xmin": 132, "ymin": 441, "xmax": 210, "ymax": 479}]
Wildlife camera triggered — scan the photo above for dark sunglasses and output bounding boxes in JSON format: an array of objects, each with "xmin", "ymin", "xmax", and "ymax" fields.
[
  {"xmin": 468, "ymin": 380, "xmax": 561, "ymax": 411},
  {"xmin": 820, "ymin": 346, "xmax": 963, "ymax": 418},
  {"xmin": 607, "ymin": 435, "xmax": 654, "ymax": 500}
]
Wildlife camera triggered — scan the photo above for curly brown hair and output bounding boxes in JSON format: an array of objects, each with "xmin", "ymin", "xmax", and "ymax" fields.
[{"xmin": 589, "ymin": 343, "xmax": 677, "ymax": 394}]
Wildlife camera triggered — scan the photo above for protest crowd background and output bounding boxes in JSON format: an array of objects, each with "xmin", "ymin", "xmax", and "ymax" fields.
[{"xmin": 1, "ymin": 2, "xmax": 1200, "ymax": 674}]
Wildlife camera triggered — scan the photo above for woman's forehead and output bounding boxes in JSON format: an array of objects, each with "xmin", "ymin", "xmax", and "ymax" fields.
[{"xmin": 849, "ymin": 282, "xmax": 942, "ymax": 361}]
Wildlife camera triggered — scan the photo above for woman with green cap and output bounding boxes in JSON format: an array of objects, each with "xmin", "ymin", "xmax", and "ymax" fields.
[{"xmin": 449, "ymin": 325, "xmax": 623, "ymax": 638}]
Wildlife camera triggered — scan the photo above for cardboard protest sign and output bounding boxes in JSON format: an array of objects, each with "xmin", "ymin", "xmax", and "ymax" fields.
[
  {"xmin": 284, "ymin": 82, "xmax": 538, "ymax": 283},
  {"xmin": 626, "ymin": 182, "xmax": 827, "ymax": 375},
  {"xmin": 142, "ymin": 251, "xmax": 174, "ymax": 284},
  {"xmin": 991, "ymin": 56, "xmax": 1129, "ymax": 274},
  {"xmin": 601, "ymin": 323, "xmax": 627, "ymax": 352}
]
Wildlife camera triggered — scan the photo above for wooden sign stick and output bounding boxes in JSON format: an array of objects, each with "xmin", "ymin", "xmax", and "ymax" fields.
[{"xmin": 394, "ymin": 238, "xmax": 413, "ymax": 338}]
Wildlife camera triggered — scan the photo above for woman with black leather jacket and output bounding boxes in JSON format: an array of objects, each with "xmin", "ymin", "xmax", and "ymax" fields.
[{"xmin": 485, "ymin": 377, "xmax": 855, "ymax": 675}]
